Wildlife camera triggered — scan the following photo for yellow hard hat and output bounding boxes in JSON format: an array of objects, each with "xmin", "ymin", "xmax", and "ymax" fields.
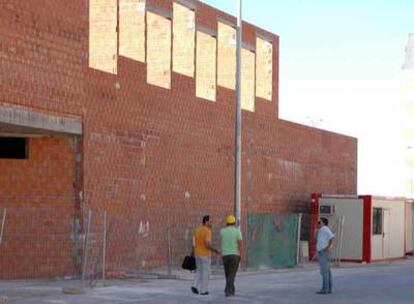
[{"xmin": 226, "ymin": 215, "xmax": 236, "ymax": 225}]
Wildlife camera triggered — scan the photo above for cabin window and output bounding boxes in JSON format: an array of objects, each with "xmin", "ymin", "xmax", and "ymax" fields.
[{"xmin": 372, "ymin": 208, "xmax": 383, "ymax": 235}]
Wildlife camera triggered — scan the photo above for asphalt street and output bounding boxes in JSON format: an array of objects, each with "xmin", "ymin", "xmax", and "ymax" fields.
[{"xmin": 1, "ymin": 259, "xmax": 414, "ymax": 303}]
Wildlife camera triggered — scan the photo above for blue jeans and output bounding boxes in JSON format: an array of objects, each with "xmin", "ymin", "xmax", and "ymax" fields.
[
  {"xmin": 193, "ymin": 256, "xmax": 211, "ymax": 293},
  {"xmin": 318, "ymin": 251, "xmax": 332, "ymax": 293}
]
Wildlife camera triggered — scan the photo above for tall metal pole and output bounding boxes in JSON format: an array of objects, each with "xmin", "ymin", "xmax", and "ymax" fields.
[
  {"xmin": 411, "ymin": 163, "xmax": 413, "ymax": 199},
  {"xmin": 408, "ymin": 146, "xmax": 413, "ymax": 198},
  {"xmin": 410, "ymin": 148, "xmax": 413, "ymax": 199},
  {"xmin": 235, "ymin": 0, "xmax": 242, "ymax": 226}
]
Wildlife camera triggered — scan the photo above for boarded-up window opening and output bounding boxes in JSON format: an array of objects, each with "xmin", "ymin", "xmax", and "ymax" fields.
[
  {"xmin": 217, "ymin": 22, "xmax": 236, "ymax": 90},
  {"xmin": 0, "ymin": 138, "xmax": 28, "ymax": 159},
  {"xmin": 147, "ymin": 12, "xmax": 171, "ymax": 89},
  {"xmin": 242, "ymin": 48, "xmax": 255, "ymax": 112},
  {"xmin": 256, "ymin": 37, "xmax": 273, "ymax": 100},
  {"xmin": 89, "ymin": 0, "xmax": 118, "ymax": 74},
  {"xmin": 119, "ymin": 0, "xmax": 146, "ymax": 62},
  {"xmin": 173, "ymin": 3, "xmax": 195, "ymax": 77},
  {"xmin": 196, "ymin": 31, "xmax": 216, "ymax": 101}
]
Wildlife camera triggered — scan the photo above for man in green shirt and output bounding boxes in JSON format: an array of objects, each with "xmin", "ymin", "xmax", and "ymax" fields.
[{"xmin": 220, "ymin": 215, "xmax": 242, "ymax": 297}]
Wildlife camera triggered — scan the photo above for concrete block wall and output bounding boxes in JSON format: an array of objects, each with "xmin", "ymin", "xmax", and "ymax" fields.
[{"xmin": 0, "ymin": 0, "xmax": 357, "ymax": 277}]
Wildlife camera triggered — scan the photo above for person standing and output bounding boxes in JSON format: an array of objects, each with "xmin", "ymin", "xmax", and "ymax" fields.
[
  {"xmin": 220, "ymin": 215, "xmax": 242, "ymax": 297},
  {"xmin": 316, "ymin": 217, "xmax": 335, "ymax": 294},
  {"xmin": 191, "ymin": 215, "xmax": 220, "ymax": 296}
]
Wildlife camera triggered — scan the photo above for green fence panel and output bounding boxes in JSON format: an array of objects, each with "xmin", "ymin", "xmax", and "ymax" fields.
[{"xmin": 247, "ymin": 213, "xmax": 299, "ymax": 269}]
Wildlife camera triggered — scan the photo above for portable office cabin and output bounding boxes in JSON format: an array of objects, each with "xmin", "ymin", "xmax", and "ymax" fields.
[{"xmin": 310, "ymin": 194, "xmax": 409, "ymax": 263}]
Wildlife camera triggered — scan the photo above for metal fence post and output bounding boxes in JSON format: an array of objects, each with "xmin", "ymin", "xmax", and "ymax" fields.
[
  {"xmin": 244, "ymin": 213, "xmax": 249, "ymax": 270},
  {"xmin": 167, "ymin": 226, "xmax": 172, "ymax": 276},
  {"xmin": 338, "ymin": 215, "xmax": 345, "ymax": 266},
  {"xmin": 81, "ymin": 209, "xmax": 92, "ymax": 287},
  {"xmin": 0, "ymin": 208, "xmax": 7, "ymax": 246},
  {"xmin": 102, "ymin": 211, "xmax": 107, "ymax": 284},
  {"xmin": 296, "ymin": 213, "xmax": 302, "ymax": 265}
]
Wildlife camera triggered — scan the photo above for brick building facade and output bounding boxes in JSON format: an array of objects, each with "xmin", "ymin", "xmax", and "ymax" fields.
[{"xmin": 0, "ymin": 0, "xmax": 357, "ymax": 278}]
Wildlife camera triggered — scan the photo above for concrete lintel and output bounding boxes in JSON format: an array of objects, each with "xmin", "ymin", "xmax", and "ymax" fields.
[
  {"xmin": 196, "ymin": 25, "xmax": 217, "ymax": 38},
  {"xmin": 243, "ymin": 42, "xmax": 256, "ymax": 52},
  {"xmin": 174, "ymin": 0, "xmax": 197, "ymax": 11},
  {"xmin": 0, "ymin": 104, "xmax": 82, "ymax": 136},
  {"xmin": 146, "ymin": 3, "xmax": 172, "ymax": 19},
  {"xmin": 256, "ymin": 33, "xmax": 275, "ymax": 44},
  {"xmin": 217, "ymin": 17, "xmax": 236, "ymax": 30}
]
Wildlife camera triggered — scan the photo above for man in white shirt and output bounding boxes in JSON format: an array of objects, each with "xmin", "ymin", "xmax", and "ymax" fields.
[{"xmin": 316, "ymin": 217, "xmax": 335, "ymax": 294}]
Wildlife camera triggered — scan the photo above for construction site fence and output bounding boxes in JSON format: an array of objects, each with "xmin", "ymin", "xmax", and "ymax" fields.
[{"xmin": 0, "ymin": 206, "xmax": 305, "ymax": 283}]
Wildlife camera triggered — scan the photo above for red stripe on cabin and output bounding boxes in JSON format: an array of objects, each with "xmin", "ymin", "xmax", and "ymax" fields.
[{"xmin": 360, "ymin": 195, "xmax": 372, "ymax": 263}]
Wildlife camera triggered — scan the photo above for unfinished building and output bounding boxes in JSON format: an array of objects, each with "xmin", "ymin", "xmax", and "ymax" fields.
[{"xmin": 0, "ymin": 0, "xmax": 357, "ymax": 278}]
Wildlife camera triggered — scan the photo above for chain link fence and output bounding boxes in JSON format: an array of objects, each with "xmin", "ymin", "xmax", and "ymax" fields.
[
  {"xmin": 0, "ymin": 205, "xmax": 79, "ymax": 279},
  {"xmin": 82, "ymin": 205, "xmax": 227, "ymax": 283},
  {"xmin": 0, "ymin": 204, "xmax": 304, "ymax": 282}
]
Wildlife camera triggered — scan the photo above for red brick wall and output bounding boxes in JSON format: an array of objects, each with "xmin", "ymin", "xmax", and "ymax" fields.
[
  {"xmin": 0, "ymin": 1, "xmax": 86, "ymax": 115},
  {"xmin": 0, "ymin": 0, "xmax": 356, "ymax": 277},
  {"xmin": 0, "ymin": 137, "xmax": 77, "ymax": 278}
]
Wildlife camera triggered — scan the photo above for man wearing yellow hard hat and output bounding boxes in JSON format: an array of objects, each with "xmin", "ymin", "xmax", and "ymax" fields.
[{"xmin": 220, "ymin": 214, "xmax": 243, "ymax": 297}]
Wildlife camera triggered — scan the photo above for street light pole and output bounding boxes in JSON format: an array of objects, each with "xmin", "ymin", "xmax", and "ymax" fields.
[{"xmin": 234, "ymin": 0, "xmax": 242, "ymax": 227}]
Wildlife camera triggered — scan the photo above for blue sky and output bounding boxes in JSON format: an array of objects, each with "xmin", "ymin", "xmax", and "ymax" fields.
[{"xmin": 201, "ymin": 0, "xmax": 414, "ymax": 196}]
